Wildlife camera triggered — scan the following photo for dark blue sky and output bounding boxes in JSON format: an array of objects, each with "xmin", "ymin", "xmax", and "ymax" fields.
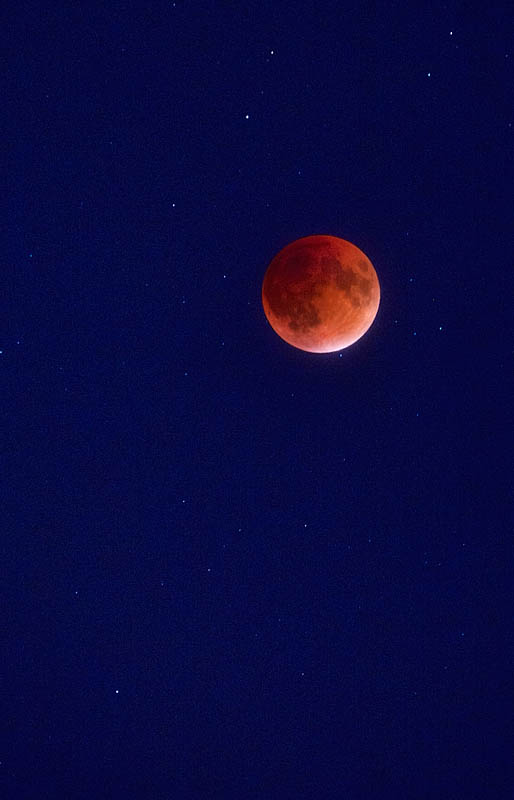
[{"xmin": 4, "ymin": 2, "xmax": 513, "ymax": 798}]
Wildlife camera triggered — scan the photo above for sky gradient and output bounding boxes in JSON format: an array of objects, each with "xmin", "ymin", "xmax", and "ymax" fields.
[{"xmin": 4, "ymin": 2, "xmax": 513, "ymax": 798}]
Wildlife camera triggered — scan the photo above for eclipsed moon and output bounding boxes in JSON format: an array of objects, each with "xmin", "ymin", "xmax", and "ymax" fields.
[{"xmin": 261, "ymin": 235, "xmax": 380, "ymax": 353}]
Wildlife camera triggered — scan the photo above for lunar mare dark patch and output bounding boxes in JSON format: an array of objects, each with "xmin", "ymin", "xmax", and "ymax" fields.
[
  {"xmin": 264, "ymin": 280, "xmax": 322, "ymax": 330},
  {"xmin": 287, "ymin": 301, "xmax": 322, "ymax": 332},
  {"xmin": 327, "ymin": 258, "xmax": 373, "ymax": 306}
]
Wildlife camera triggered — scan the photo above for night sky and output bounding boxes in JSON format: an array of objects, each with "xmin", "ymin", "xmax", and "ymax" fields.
[{"xmin": 4, "ymin": 2, "xmax": 513, "ymax": 798}]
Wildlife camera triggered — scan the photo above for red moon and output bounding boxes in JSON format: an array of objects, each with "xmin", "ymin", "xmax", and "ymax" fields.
[{"xmin": 261, "ymin": 235, "xmax": 380, "ymax": 353}]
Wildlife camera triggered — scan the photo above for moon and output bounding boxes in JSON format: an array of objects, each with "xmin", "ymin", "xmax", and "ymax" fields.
[{"xmin": 261, "ymin": 235, "xmax": 380, "ymax": 353}]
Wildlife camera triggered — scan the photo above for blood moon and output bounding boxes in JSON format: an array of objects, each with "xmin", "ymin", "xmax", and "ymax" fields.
[{"xmin": 261, "ymin": 235, "xmax": 380, "ymax": 353}]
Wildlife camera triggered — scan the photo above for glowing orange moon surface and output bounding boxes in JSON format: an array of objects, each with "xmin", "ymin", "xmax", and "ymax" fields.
[{"xmin": 262, "ymin": 235, "xmax": 380, "ymax": 353}]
